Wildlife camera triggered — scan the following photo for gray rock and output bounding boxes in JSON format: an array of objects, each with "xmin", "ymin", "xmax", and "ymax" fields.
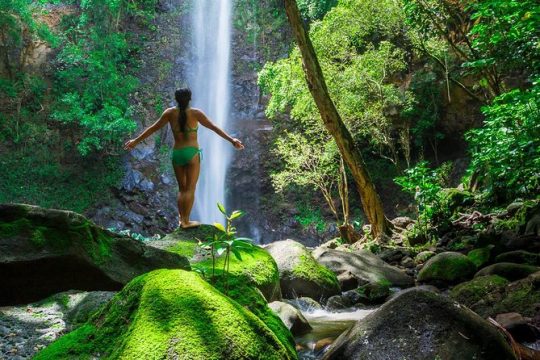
[
  {"xmin": 391, "ymin": 216, "xmax": 415, "ymax": 229},
  {"xmin": 325, "ymin": 295, "xmax": 350, "ymax": 311},
  {"xmin": 506, "ymin": 202, "xmax": 523, "ymax": 215},
  {"xmin": 495, "ymin": 250, "xmax": 540, "ymax": 265},
  {"xmin": 265, "ymin": 240, "xmax": 340, "ymax": 301},
  {"xmin": 323, "ymin": 289, "xmax": 516, "ymax": 360},
  {"xmin": 285, "ymin": 297, "xmax": 323, "ymax": 312},
  {"xmin": 415, "ymin": 250, "xmax": 436, "ymax": 264},
  {"xmin": 312, "ymin": 248, "xmax": 414, "ymax": 288},
  {"xmin": 0, "ymin": 204, "xmax": 190, "ymax": 305},
  {"xmin": 475, "ymin": 262, "xmax": 539, "ymax": 281},
  {"xmin": 268, "ymin": 301, "xmax": 312, "ymax": 336}
]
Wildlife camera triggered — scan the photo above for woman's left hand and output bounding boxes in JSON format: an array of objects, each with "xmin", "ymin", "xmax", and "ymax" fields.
[
  {"xmin": 124, "ymin": 139, "xmax": 138, "ymax": 150},
  {"xmin": 232, "ymin": 138, "xmax": 244, "ymax": 150}
]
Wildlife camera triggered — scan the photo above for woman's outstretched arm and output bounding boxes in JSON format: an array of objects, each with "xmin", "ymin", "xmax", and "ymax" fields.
[
  {"xmin": 124, "ymin": 109, "xmax": 170, "ymax": 150},
  {"xmin": 195, "ymin": 109, "xmax": 244, "ymax": 149}
]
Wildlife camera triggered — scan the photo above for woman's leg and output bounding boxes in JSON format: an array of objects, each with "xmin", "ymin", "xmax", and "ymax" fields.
[
  {"xmin": 172, "ymin": 165, "xmax": 187, "ymax": 226},
  {"xmin": 180, "ymin": 154, "xmax": 201, "ymax": 228}
]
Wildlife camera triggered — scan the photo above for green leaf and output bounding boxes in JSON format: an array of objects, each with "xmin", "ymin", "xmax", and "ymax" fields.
[
  {"xmin": 232, "ymin": 248, "xmax": 243, "ymax": 261},
  {"xmin": 217, "ymin": 202, "xmax": 227, "ymax": 215},
  {"xmin": 229, "ymin": 210, "xmax": 245, "ymax": 220},
  {"xmin": 213, "ymin": 222, "xmax": 226, "ymax": 232}
]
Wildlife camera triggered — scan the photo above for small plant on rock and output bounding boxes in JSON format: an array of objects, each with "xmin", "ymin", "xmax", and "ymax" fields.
[{"xmin": 201, "ymin": 203, "xmax": 255, "ymax": 294}]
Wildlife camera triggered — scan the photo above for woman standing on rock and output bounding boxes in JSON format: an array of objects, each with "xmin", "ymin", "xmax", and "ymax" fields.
[{"xmin": 124, "ymin": 88, "xmax": 244, "ymax": 228}]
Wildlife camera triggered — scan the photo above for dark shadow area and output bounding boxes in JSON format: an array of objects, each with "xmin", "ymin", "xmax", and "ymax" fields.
[{"xmin": 0, "ymin": 256, "xmax": 122, "ymax": 306}]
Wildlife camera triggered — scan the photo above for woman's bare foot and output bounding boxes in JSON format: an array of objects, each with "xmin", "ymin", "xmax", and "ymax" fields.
[{"xmin": 181, "ymin": 220, "xmax": 201, "ymax": 229}]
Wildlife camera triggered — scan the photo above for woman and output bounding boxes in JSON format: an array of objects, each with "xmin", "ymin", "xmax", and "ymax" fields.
[{"xmin": 124, "ymin": 88, "xmax": 244, "ymax": 228}]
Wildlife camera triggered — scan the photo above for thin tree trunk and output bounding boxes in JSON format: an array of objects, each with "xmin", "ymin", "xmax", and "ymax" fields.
[{"xmin": 283, "ymin": 0, "xmax": 392, "ymax": 238}]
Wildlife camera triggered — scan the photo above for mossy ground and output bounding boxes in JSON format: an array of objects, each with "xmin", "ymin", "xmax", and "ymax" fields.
[
  {"xmin": 35, "ymin": 269, "xmax": 297, "ymax": 360},
  {"xmin": 292, "ymin": 254, "xmax": 340, "ymax": 293}
]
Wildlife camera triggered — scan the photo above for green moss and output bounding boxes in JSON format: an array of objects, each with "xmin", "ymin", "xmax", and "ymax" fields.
[
  {"xmin": 450, "ymin": 275, "xmax": 509, "ymax": 307},
  {"xmin": 0, "ymin": 206, "xmax": 113, "ymax": 263},
  {"xmin": 418, "ymin": 252, "xmax": 477, "ymax": 285},
  {"xmin": 196, "ymin": 246, "xmax": 281, "ymax": 296},
  {"xmin": 35, "ymin": 269, "xmax": 297, "ymax": 360},
  {"xmin": 467, "ymin": 247, "xmax": 492, "ymax": 268},
  {"xmin": 292, "ymin": 254, "xmax": 339, "ymax": 292},
  {"xmin": 169, "ymin": 240, "xmax": 199, "ymax": 259},
  {"xmin": 495, "ymin": 200, "xmax": 540, "ymax": 232},
  {"xmin": 494, "ymin": 278, "xmax": 540, "ymax": 317},
  {"xmin": 194, "ymin": 247, "xmax": 295, "ymax": 357}
]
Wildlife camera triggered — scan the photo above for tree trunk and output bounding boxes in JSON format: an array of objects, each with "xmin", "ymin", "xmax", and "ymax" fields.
[{"xmin": 283, "ymin": 0, "xmax": 392, "ymax": 238}]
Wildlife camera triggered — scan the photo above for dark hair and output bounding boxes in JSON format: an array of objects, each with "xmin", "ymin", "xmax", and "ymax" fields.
[{"xmin": 174, "ymin": 88, "xmax": 192, "ymax": 132}]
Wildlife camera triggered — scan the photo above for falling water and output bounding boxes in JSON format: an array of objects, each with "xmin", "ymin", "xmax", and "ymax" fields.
[{"xmin": 189, "ymin": 0, "xmax": 232, "ymax": 223}]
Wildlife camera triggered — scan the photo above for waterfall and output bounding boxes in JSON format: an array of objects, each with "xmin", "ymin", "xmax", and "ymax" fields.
[{"xmin": 189, "ymin": 0, "xmax": 233, "ymax": 224}]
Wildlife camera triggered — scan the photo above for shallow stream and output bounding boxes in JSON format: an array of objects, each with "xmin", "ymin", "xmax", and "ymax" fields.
[{"xmin": 295, "ymin": 308, "xmax": 375, "ymax": 360}]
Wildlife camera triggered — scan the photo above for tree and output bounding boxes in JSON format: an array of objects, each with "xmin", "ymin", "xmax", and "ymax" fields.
[
  {"xmin": 283, "ymin": 0, "xmax": 391, "ymax": 238},
  {"xmin": 272, "ymin": 132, "xmax": 358, "ymax": 243}
]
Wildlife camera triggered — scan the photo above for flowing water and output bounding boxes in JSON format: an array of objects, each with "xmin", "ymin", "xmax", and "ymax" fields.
[
  {"xmin": 295, "ymin": 308, "xmax": 375, "ymax": 359},
  {"xmin": 189, "ymin": 0, "xmax": 233, "ymax": 224}
]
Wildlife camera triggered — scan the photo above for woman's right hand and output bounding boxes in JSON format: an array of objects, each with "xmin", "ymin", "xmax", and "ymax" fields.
[{"xmin": 232, "ymin": 138, "xmax": 244, "ymax": 150}]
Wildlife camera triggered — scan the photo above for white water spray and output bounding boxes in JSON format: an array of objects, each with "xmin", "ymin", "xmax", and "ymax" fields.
[{"xmin": 189, "ymin": 0, "xmax": 232, "ymax": 223}]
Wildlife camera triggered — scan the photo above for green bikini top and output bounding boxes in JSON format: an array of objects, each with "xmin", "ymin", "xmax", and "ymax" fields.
[
  {"xmin": 181, "ymin": 126, "xmax": 198, "ymax": 133},
  {"xmin": 175, "ymin": 125, "xmax": 198, "ymax": 138}
]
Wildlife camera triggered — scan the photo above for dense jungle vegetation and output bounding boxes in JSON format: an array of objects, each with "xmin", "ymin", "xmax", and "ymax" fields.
[{"xmin": 0, "ymin": 0, "xmax": 539, "ymax": 237}]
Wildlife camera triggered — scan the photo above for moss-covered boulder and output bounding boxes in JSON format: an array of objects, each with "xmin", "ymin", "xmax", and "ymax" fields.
[
  {"xmin": 266, "ymin": 240, "xmax": 340, "ymax": 300},
  {"xmin": 417, "ymin": 252, "xmax": 476, "ymax": 286},
  {"xmin": 312, "ymin": 248, "xmax": 414, "ymax": 288},
  {"xmin": 322, "ymin": 289, "xmax": 516, "ymax": 360},
  {"xmin": 0, "ymin": 204, "xmax": 189, "ymax": 305},
  {"xmin": 450, "ymin": 275, "xmax": 509, "ymax": 309},
  {"xmin": 150, "ymin": 226, "xmax": 282, "ymax": 302},
  {"xmin": 467, "ymin": 246, "xmax": 493, "ymax": 268},
  {"xmin": 441, "ymin": 188, "xmax": 475, "ymax": 213},
  {"xmin": 149, "ymin": 225, "xmax": 220, "ymax": 261},
  {"xmin": 451, "ymin": 271, "xmax": 540, "ymax": 318},
  {"xmin": 495, "ymin": 250, "xmax": 540, "ymax": 266},
  {"xmin": 492, "ymin": 271, "xmax": 540, "ymax": 318},
  {"xmin": 35, "ymin": 269, "xmax": 298, "ymax": 360},
  {"xmin": 475, "ymin": 262, "xmax": 539, "ymax": 281}
]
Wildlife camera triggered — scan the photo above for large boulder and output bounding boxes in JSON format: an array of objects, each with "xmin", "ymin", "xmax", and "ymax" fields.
[
  {"xmin": 268, "ymin": 301, "xmax": 312, "ymax": 336},
  {"xmin": 323, "ymin": 288, "xmax": 516, "ymax": 360},
  {"xmin": 312, "ymin": 248, "xmax": 414, "ymax": 288},
  {"xmin": 417, "ymin": 251, "xmax": 476, "ymax": 286},
  {"xmin": 35, "ymin": 269, "xmax": 298, "ymax": 360},
  {"xmin": 495, "ymin": 250, "xmax": 540, "ymax": 266},
  {"xmin": 266, "ymin": 240, "xmax": 340, "ymax": 300},
  {"xmin": 451, "ymin": 271, "xmax": 540, "ymax": 318},
  {"xmin": 0, "ymin": 204, "xmax": 190, "ymax": 305},
  {"xmin": 450, "ymin": 275, "xmax": 510, "ymax": 311},
  {"xmin": 475, "ymin": 262, "xmax": 539, "ymax": 281}
]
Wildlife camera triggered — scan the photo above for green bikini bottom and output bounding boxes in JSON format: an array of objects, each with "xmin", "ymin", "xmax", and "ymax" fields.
[{"xmin": 171, "ymin": 146, "xmax": 202, "ymax": 166}]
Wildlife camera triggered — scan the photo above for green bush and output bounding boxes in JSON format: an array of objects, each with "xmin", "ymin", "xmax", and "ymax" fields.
[{"xmin": 466, "ymin": 83, "xmax": 540, "ymax": 203}]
